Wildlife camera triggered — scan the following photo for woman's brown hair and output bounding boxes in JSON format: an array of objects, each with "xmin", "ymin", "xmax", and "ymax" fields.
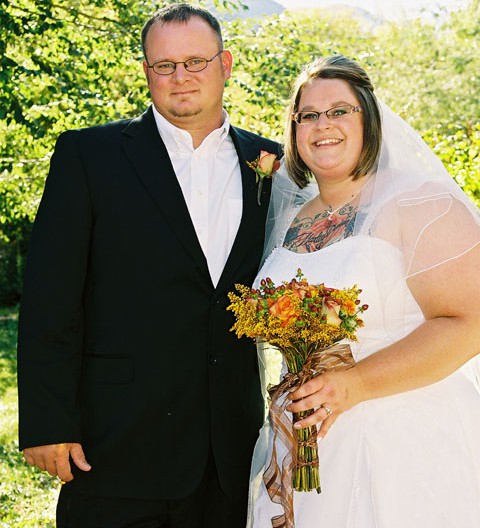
[{"xmin": 284, "ymin": 54, "xmax": 382, "ymax": 188}]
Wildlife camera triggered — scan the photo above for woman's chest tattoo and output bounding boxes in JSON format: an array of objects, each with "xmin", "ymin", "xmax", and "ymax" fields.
[{"xmin": 283, "ymin": 206, "xmax": 357, "ymax": 253}]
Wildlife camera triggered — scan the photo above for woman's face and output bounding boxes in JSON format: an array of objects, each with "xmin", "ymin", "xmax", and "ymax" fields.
[{"xmin": 295, "ymin": 78, "xmax": 364, "ymax": 183}]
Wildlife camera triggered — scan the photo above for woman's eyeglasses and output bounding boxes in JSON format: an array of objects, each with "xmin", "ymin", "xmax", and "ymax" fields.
[{"xmin": 293, "ymin": 104, "xmax": 362, "ymax": 125}]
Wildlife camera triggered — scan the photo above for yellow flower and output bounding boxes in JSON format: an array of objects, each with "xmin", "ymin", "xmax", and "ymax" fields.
[{"xmin": 227, "ymin": 272, "xmax": 366, "ymax": 349}]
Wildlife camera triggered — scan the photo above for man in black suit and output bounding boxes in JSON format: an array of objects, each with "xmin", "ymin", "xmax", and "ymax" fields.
[{"xmin": 17, "ymin": 3, "xmax": 280, "ymax": 527}]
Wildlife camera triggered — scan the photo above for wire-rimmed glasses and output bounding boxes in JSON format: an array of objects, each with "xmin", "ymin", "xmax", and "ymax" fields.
[
  {"xmin": 292, "ymin": 104, "xmax": 362, "ymax": 124},
  {"xmin": 147, "ymin": 50, "xmax": 224, "ymax": 76}
]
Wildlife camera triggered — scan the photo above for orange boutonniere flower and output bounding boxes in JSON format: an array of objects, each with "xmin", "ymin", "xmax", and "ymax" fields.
[{"xmin": 247, "ymin": 150, "xmax": 280, "ymax": 205}]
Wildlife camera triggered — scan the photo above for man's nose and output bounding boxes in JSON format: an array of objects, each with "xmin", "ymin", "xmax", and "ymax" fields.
[{"xmin": 172, "ymin": 63, "xmax": 191, "ymax": 82}]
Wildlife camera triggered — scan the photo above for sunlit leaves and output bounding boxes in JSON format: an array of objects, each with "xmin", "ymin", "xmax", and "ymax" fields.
[{"xmin": 0, "ymin": 0, "xmax": 479, "ymax": 303}]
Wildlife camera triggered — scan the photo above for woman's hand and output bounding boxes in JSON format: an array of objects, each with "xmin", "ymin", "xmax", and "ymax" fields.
[{"xmin": 286, "ymin": 367, "xmax": 365, "ymax": 438}]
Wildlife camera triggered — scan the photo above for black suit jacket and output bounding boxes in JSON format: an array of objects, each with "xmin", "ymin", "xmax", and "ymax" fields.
[{"xmin": 17, "ymin": 106, "xmax": 281, "ymax": 499}]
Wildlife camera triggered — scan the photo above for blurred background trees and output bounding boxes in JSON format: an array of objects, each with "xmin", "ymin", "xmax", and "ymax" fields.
[
  {"xmin": 0, "ymin": 3, "xmax": 479, "ymax": 520},
  {"xmin": 1, "ymin": 0, "xmax": 479, "ymax": 306}
]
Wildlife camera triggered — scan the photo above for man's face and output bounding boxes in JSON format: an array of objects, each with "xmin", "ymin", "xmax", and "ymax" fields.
[{"xmin": 142, "ymin": 17, "xmax": 232, "ymax": 130}]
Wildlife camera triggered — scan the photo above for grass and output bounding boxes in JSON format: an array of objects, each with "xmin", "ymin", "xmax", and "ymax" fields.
[{"xmin": 0, "ymin": 307, "xmax": 58, "ymax": 527}]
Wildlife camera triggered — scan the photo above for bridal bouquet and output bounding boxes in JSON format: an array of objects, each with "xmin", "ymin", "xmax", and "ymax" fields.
[{"xmin": 227, "ymin": 269, "xmax": 367, "ymax": 497}]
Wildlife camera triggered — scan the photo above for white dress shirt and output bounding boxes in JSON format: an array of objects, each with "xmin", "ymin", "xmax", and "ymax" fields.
[{"xmin": 152, "ymin": 105, "xmax": 243, "ymax": 287}]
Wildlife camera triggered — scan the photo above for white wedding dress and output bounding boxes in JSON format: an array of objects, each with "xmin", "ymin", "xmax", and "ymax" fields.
[{"xmin": 248, "ymin": 236, "xmax": 480, "ymax": 528}]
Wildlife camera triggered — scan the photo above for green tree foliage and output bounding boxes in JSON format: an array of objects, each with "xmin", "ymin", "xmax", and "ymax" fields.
[
  {"xmin": 227, "ymin": 3, "xmax": 480, "ymax": 139},
  {"xmin": 0, "ymin": 0, "xmax": 138, "ymax": 304},
  {"xmin": 0, "ymin": 0, "xmax": 241, "ymax": 304},
  {"xmin": 224, "ymin": 13, "xmax": 371, "ymax": 137},
  {"xmin": 425, "ymin": 125, "xmax": 480, "ymax": 204},
  {"xmin": 0, "ymin": 0, "xmax": 244, "ymax": 225},
  {"xmin": 0, "ymin": 0, "xmax": 479, "ymax": 306}
]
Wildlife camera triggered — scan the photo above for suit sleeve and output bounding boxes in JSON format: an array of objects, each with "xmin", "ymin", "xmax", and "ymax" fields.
[{"xmin": 17, "ymin": 130, "xmax": 93, "ymax": 450}]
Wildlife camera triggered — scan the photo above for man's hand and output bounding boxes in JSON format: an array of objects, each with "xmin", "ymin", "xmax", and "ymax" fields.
[{"xmin": 23, "ymin": 443, "xmax": 91, "ymax": 482}]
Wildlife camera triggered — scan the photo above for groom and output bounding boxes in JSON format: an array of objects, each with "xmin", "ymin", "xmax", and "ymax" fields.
[{"xmin": 17, "ymin": 3, "xmax": 280, "ymax": 527}]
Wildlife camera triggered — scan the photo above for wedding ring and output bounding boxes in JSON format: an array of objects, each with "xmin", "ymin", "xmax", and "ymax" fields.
[{"xmin": 323, "ymin": 405, "xmax": 333, "ymax": 416}]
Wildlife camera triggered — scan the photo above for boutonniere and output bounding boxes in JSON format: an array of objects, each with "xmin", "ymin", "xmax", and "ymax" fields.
[{"xmin": 247, "ymin": 150, "xmax": 280, "ymax": 206}]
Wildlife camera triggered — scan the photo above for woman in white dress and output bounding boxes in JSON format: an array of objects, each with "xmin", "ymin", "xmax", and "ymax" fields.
[{"xmin": 248, "ymin": 55, "xmax": 480, "ymax": 528}]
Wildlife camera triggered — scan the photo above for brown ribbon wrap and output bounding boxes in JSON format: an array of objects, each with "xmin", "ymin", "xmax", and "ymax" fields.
[{"xmin": 263, "ymin": 343, "xmax": 356, "ymax": 528}]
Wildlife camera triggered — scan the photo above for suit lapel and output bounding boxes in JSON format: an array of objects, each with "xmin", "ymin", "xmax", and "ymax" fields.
[
  {"xmin": 121, "ymin": 107, "xmax": 210, "ymax": 281},
  {"xmin": 215, "ymin": 126, "xmax": 271, "ymax": 292}
]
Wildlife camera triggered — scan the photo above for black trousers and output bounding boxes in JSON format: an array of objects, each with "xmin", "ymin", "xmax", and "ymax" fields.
[{"xmin": 56, "ymin": 453, "xmax": 248, "ymax": 528}]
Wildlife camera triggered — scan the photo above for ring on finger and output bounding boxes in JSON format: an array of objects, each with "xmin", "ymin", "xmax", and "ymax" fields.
[{"xmin": 322, "ymin": 405, "xmax": 333, "ymax": 416}]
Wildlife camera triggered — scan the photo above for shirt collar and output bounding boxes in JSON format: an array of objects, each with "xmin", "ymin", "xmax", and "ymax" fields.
[{"xmin": 151, "ymin": 104, "xmax": 231, "ymax": 153}]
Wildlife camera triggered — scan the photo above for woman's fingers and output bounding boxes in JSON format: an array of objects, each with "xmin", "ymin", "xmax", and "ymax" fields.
[
  {"xmin": 317, "ymin": 414, "xmax": 336, "ymax": 438},
  {"xmin": 288, "ymin": 376, "xmax": 324, "ymax": 403},
  {"xmin": 290, "ymin": 403, "xmax": 337, "ymax": 433}
]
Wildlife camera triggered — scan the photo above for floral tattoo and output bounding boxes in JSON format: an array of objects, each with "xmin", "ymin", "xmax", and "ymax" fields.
[{"xmin": 283, "ymin": 205, "xmax": 357, "ymax": 253}]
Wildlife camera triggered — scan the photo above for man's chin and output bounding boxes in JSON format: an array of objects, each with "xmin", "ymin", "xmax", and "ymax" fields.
[{"xmin": 168, "ymin": 107, "xmax": 202, "ymax": 119}]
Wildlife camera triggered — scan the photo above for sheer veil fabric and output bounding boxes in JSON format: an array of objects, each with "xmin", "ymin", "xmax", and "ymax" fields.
[
  {"xmin": 262, "ymin": 102, "xmax": 480, "ymax": 276},
  {"xmin": 248, "ymin": 101, "xmax": 480, "ymax": 527}
]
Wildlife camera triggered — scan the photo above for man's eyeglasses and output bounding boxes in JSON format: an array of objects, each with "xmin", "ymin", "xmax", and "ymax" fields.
[
  {"xmin": 292, "ymin": 104, "xmax": 362, "ymax": 125},
  {"xmin": 147, "ymin": 50, "xmax": 224, "ymax": 76}
]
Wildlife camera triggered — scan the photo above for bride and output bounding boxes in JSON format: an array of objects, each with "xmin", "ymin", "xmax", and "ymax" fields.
[{"xmin": 248, "ymin": 55, "xmax": 480, "ymax": 528}]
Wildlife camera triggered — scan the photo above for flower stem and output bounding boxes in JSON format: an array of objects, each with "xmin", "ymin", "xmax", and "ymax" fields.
[
  {"xmin": 292, "ymin": 410, "xmax": 321, "ymax": 493},
  {"xmin": 257, "ymin": 178, "xmax": 264, "ymax": 206}
]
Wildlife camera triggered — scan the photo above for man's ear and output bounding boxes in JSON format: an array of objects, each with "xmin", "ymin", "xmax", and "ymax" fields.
[
  {"xmin": 221, "ymin": 49, "xmax": 233, "ymax": 81},
  {"xmin": 142, "ymin": 60, "xmax": 150, "ymax": 86}
]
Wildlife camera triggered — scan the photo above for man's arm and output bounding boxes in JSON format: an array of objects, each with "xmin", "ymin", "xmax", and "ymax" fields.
[{"xmin": 17, "ymin": 130, "xmax": 93, "ymax": 475}]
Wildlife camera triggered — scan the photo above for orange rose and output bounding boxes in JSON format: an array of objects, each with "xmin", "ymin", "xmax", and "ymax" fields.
[
  {"xmin": 269, "ymin": 295, "xmax": 299, "ymax": 326},
  {"xmin": 257, "ymin": 151, "xmax": 280, "ymax": 177},
  {"xmin": 247, "ymin": 151, "xmax": 280, "ymax": 205}
]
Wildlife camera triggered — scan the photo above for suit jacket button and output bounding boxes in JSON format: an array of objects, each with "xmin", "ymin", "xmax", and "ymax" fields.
[{"xmin": 208, "ymin": 356, "xmax": 218, "ymax": 365}]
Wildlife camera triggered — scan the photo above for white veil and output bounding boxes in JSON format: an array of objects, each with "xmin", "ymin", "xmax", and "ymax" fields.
[
  {"xmin": 261, "ymin": 100, "xmax": 480, "ymax": 393},
  {"xmin": 263, "ymin": 102, "xmax": 480, "ymax": 273}
]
